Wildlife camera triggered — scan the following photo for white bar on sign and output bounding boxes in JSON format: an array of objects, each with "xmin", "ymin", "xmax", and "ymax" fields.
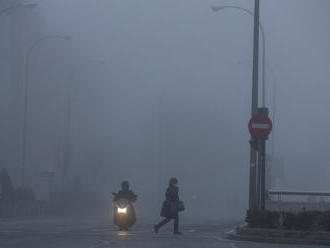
[{"xmin": 252, "ymin": 123, "xmax": 269, "ymax": 129}]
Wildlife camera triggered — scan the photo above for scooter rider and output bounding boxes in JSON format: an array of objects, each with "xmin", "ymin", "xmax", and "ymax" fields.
[
  {"xmin": 113, "ymin": 181, "xmax": 137, "ymax": 231},
  {"xmin": 114, "ymin": 181, "xmax": 137, "ymax": 202}
]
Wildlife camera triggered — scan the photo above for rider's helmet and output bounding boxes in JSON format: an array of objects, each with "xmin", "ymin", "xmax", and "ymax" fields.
[
  {"xmin": 169, "ymin": 177, "xmax": 178, "ymax": 187},
  {"xmin": 121, "ymin": 181, "xmax": 129, "ymax": 190}
]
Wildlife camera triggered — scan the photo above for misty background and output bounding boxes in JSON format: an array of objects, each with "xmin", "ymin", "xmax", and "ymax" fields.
[{"xmin": 0, "ymin": 0, "xmax": 329, "ymax": 222}]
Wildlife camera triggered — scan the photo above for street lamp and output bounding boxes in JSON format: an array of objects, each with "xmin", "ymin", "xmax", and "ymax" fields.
[
  {"xmin": 211, "ymin": 5, "xmax": 267, "ymax": 108},
  {"xmin": 21, "ymin": 35, "xmax": 72, "ymax": 186},
  {"xmin": 0, "ymin": 3, "xmax": 38, "ymax": 16},
  {"xmin": 212, "ymin": 0, "xmax": 263, "ymax": 210}
]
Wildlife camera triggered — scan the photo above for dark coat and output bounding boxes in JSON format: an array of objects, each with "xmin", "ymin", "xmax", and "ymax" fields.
[
  {"xmin": 160, "ymin": 186, "xmax": 179, "ymax": 218},
  {"xmin": 114, "ymin": 189, "xmax": 137, "ymax": 202}
]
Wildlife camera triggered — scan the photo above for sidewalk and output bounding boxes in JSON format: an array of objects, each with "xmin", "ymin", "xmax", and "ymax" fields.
[{"xmin": 228, "ymin": 225, "xmax": 330, "ymax": 246}]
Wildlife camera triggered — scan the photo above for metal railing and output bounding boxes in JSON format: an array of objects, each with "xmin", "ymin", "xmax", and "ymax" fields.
[
  {"xmin": 268, "ymin": 190, "xmax": 330, "ymax": 200},
  {"xmin": 0, "ymin": 200, "xmax": 48, "ymax": 218},
  {"xmin": 266, "ymin": 190, "xmax": 330, "ymax": 212}
]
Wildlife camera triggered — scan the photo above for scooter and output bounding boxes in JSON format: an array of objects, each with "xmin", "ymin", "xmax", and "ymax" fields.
[{"xmin": 112, "ymin": 193, "xmax": 136, "ymax": 231}]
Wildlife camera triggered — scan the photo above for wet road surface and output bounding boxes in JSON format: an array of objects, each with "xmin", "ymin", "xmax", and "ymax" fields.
[{"xmin": 0, "ymin": 216, "xmax": 324, "ymax": 248}]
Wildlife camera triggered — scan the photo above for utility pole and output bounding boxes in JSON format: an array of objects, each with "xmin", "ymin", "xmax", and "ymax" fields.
[{"xmin": 249, "ymin": 0, "xmax": 260, "ymax": 211}]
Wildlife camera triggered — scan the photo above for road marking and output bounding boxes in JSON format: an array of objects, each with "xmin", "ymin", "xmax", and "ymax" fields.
[
  {"xmin": 230, "ymin": 243, "xmax": 237, "ymax": 248},
  {"xmin": 88, "ymin": 240, "xmax": 111, "ymax": 248},
  {"xmin": 212, "ymin": 236, "xmax": 228, "ymax": 242}
]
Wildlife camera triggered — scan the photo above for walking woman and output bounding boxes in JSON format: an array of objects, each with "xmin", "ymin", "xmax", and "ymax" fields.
[{"xmin": 154, "ymin": 177, "xmax": 184, "ymax": 235}]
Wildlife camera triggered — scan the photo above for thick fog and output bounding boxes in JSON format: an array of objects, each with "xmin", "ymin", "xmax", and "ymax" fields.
[{"xmin": 0, "ymin": 0, "xmax": 329, "ymax": 222}]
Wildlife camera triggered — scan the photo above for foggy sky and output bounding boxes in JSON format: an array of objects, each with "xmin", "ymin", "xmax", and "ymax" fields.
[{"xmin": 1, "ymin": 0, "xmax": 329, "ymax": 221}]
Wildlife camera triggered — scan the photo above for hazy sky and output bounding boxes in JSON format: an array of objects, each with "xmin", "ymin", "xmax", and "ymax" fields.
[{"xmin": 2, "ymin": 0, "xmax": 329, "ymax": 220}]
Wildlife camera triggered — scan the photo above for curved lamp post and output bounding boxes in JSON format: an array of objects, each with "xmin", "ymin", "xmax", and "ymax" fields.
[
  {"xmin": 211, "ymin": 5, "xmax": 267, "ymax": 107},
  {"xmin": 0, "ymin": 3, "xmax": 37, "ymax": 16},
  {"xmin": 21, "ymin": 35, "xmax": 72, "ymax": 186},
  {"xmin": 213, "ymin": 3, "xmax": 272, "ymax": 211}
]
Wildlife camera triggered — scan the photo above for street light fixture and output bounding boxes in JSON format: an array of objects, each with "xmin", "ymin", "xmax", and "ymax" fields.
[
  {"xmin": 212, "ymin": 0, "xmax": 264, "ymax": 210},
  {"xmin": 0, "ymin": 3, "xmax": 38, "ymax": 15},
  {"xmin": 211, "ymin": 6, "xmax": 225, "ymax": 12},
  {"xmin": 21, "ymin": 35, "xmax": 72, "ymax": 186},
  {"xmin": 62, "ymin": 36, "xmax": 72, "ymax": 41},
  {"xmin": 24, "ymin": 3, "xmax": 38, "ymax": 9}
]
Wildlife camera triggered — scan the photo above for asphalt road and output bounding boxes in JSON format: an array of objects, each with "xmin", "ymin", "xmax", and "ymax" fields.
[{"xmin": 0, "ymin": 216, "xmax": 325, "ymax": 248}]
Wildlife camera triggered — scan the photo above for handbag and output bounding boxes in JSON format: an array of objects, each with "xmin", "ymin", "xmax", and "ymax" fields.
[{"xmin": 177, "ymin": 200, "xmax": 185, "ymax": 212}]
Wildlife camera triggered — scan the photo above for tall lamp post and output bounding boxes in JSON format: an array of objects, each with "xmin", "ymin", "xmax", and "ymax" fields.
[
  {"xmin": 21, "ymin": 35, "xmax": 72, "ymax": 186},
  {"xmin": 212, "ymin": 0, "xmax": 262, "ymax": 210}
]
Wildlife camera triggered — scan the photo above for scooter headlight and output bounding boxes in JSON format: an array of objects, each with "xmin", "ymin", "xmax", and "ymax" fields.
[{"xmin": 117, "ymin": 207, "xmax": 127, "ymax": 214}]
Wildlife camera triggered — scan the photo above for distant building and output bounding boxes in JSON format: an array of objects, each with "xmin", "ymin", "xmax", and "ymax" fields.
[{"xmin": 0, "ymin": 1, "xmax": 70, "ymax": 200}]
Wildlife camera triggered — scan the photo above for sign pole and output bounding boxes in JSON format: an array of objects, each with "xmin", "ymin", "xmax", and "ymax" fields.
[
  {"xmin": 249, "ymin": 146, "xmax": 258, "ymax": 210},
  {"xmin": 249, "ymin": 107, "xmax": 272, "ymax": 211},
  {"xmin": 260, "ymin": 139, "xmax": 266, "ymax": 210},
  {"xmin": 249, "ymin": 0, "xmax": 260, "ymax": 211},
  {"xmin": 256, "ymin": 139, "xmax": 262, "ymax": 209},
  {"xmin": 249, "ymin": 108, "xmax": 273, "ymax": 210}
]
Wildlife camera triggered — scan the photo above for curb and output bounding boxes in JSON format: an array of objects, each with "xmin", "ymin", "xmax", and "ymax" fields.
[{"xmin": 227, "ymin": 225, "xmax": 330, "ymax": 246}]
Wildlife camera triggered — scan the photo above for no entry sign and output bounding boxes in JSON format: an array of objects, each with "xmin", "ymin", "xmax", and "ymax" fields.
[{"xmin": 248, "ymin": 114, "xmax": 272, "ymax": 139}]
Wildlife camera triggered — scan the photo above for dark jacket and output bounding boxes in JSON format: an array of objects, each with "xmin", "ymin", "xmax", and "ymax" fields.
[
  {"xmin": 114, "ymin": 189, "xmax": 137, "ymax": 202},
  {"xmin": 160, "ymin": 186, "xmax": 179, "ymax": 218}
]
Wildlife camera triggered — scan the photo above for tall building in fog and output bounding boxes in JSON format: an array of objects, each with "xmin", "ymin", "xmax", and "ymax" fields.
[{"xmin": 0, "ymin": 0, "xmax": 48, "ymax": 197}]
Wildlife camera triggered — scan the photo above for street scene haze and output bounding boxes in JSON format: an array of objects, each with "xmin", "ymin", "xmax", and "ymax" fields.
[{"xmin": 0, "ymin": 0, "xmax": 329, "ymax": 247}]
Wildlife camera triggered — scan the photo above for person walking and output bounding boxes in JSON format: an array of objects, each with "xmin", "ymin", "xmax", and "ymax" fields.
[{"xmin": 154, "ymin": 177, "xmax": 184, "ymax": 235}]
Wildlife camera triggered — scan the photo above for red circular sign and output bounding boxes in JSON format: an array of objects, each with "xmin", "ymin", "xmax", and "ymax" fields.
[{"xmin": 248, "ymin": 114, "xmax": 272, "ymax": 139}]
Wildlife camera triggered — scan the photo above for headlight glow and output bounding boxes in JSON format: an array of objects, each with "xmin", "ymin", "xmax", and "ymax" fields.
[{"xmin": 117, "ymin": 207, "xmax": 127, "ymax": 214}]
